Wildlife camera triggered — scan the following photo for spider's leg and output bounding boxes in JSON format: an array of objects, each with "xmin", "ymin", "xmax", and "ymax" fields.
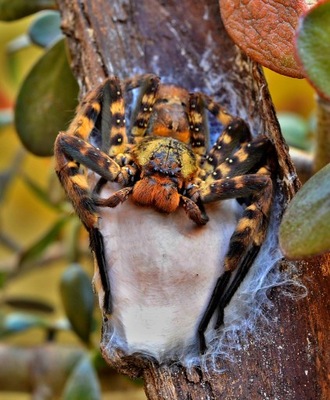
[
  {"xmin": 197, "ymin": 165, "xmax": 273, "ymax": 353},
  {"xmin": 124, "ymin": 73, "xmax": 160, "ymax": 91},
  {"xmin": 55, "ymin": 132, "xmax": 135, "ymax": 206},
  {"xmin": 55, "ymin": 114, "xmax": 126, "ymax": 232},
  {"xmin": 124, "ymin": 74, "xmax": 160, "ymax": 142},
  {"xmin": 188, "ymin": 93, "xmax": 209, "ymax": 163},
  {"xmin": 98, "ymin": 77, "xmax": 129, "ymax": 157},
  {"xmin": 203, "ymin": 119, "xmax": 252, "ymax": 174},
  {"xmin": 203, "ymin": 134, "xmax": 270, "ymax": 189},
  {"xmin": 215, "ymin": 167, "xmax": 273, "ymax": 326},
  {"xmin": 201, "ymin": 93, "xmax": 235, "ymax": 126},
  {"xmin": 55, "ymin": 77, "xmax": 134, "ymax": 315}
]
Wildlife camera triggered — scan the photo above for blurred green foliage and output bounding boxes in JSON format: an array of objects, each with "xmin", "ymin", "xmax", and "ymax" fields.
[
  {"xmin": 0, "ymin": 4, "xmax": 144, "ymax": 400},
  {"xmin": 0, "ymin": 1, "xmax": 329, "ymax": 399}
]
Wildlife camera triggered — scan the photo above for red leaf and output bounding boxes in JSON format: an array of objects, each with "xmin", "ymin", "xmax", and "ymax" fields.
[{"xmin": 219, "ymin": 0, "xmax": 319, "ymax": 78}]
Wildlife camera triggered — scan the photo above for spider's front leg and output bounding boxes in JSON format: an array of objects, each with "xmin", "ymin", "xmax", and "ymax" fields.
[
  {"xmin": 55, "ymin": 76, "xmax": 134, "ymax": 314},
  {"xmin": 197, "ymin": 167, "xmax": 273, "ymax": 353},
  {"xmin": 54, "ymin": 75, "xmax": 134, "ymax": 228},
  {"xmin": 193, "ymin": 116, "xmax": 274, "ymax": 352}
]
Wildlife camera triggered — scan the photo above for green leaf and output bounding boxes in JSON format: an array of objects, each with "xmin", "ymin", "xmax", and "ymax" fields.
[
  {"xmin": 29, "ymin": 10, "xmax": 62, "ymax": 48},
  {"xmin": 22, "ymin": 173, "xmax": 62, "ymax": 211},
  {"xmin": 19, "ymin": 216, "xmax": 69, "ymax": 267},
  {"xmin": 278, "ymin": 112, "xmax": 312, "ymax": 151},
  {"xmin": 0, "ymin": 0, "xmax": 55, "ymax": 21},
  {"xmin": 62, "ymin": 355, "xmax": 101, "ymax": 400},
  {"xmin": 279, "ymin": 163, "xmax": 330, "ymax": 259},
  {"xmin": 296, "ymin": 1, "xmax": 330, "ymax": 100},
  {"xmin": 60, "ymin": 264, "xmax": 94, "ymax": 344},
  {"xmin": 0, "ymin": 312, "xmax": 49, "ymax": 338},
  {"xmin": 4, "ymin": 297, "xmax": 54, "ymax": 313},
  {"xmin": 15, "ymin": 39, "xmax": 79, "ymax": 156}
]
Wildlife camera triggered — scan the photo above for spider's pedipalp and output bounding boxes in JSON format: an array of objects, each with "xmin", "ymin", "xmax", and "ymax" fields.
[
  {"xmin": 180, "ymin": 195, "xmax": 209, "ymax": 225},
  {"xmin": 95, "ymin": 187, "xmax": 133, "ymax": 208}
]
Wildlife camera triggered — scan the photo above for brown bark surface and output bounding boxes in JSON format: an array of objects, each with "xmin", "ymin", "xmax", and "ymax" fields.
[{"xmin": 56, "ymin": 0, "xmax": 330, "ymax": 399}]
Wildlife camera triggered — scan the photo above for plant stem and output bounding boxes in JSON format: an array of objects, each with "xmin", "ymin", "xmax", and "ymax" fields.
[{"xmin": 314, "ymin": 95, "xmax": 330, "ymax": 172}]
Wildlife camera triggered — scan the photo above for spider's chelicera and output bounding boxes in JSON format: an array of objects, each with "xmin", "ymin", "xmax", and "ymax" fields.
[{"xmin": 55, "ymin": 74, "xmax": 274, "ymax": 354}]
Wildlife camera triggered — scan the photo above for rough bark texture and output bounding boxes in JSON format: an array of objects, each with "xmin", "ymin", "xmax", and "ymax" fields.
[{"xmin": 56, "ymin": 0, "xmax": 330, "ymax": 399}]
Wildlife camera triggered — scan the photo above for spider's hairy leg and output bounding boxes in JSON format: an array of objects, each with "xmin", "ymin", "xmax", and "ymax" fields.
[
  {"xmin": 188, "ymin": 93, "xmax": 209, "ymax": 162},
  {"xmin": 201, "ymin": 92, "xmax": 235, "ymax": 126},
  {"xmin": 215, "ymin": 167, "xmax": 273, "ymax": 327},
  {"xmin": 203, "ymin": 118, "xmax": 252, "ymax": 174},
  {"xmin": 197, "ymin": 166, "xmax": 273, "ymax": 353},
  {"xmin": 54, "ymin": 134, "xmax": 124, "ymax": 225},
  {"xmin": 124, "ymin": 74, "xmax": 160, "ymax": 141},
  {"xmin": 99, "ymin": 77, "xmax": 129, "ymax": 157}
]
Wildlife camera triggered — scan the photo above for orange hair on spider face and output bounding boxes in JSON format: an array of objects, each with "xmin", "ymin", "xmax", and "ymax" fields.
[{"xmin": 132, "ymin": 175, "xmax": 181, "ymax": 214}]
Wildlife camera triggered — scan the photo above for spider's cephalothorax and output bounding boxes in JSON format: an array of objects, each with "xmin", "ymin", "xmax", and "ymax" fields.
[{"xmin": 54, "ymin": 74, "xmax": 274, "ymax": 354}]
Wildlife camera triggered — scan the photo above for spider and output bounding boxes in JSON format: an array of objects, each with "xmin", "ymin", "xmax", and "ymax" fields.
[{"xmin": 54, "ymin": 74, "xmax": 274, "ymax": 354}]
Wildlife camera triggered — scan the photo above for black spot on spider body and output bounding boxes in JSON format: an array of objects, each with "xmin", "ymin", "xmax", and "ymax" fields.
[
  {"xmin": 110, "ymin": 133, "xmax": 124, "ymax": 146},
  {"xmin": 226, "ymin": 119, "xmax": 251, "ymax": 141},
  {"xmin": 135, "ymin": 118, "xmax": 148, "ymax": 129},
  {"xmin": 225, "ymin": 155, "xmax": 238, "ymax": 165},
  {"xmin": 245, "ymin": 208, "xmax": 259, "ymax": 220},
  {"xmin": 140, "ymin": 102, "xmax": 153, "ymax": 112},
  {"xmin": 191, "ymin": 138, "xmax": 205, "ymax": 148},
  {"xmin": 226, "ymin": 240, "xmax": 246, "ymax": 259},
  {"xmin": 106, "ymin": 82, "xmax": 122, "ymax": 101},
  {"xmin": 205, "ymin": 155, "xmax": 218, "ymax": 167},
  {"xmin": 85, "ymin": 104, "xmax": 99, "ymax": 122},
  {"xmin": 111, "ymin": 113, "xmax": 126, "ymax": 127},
  {"xmin": 67, "ymin": 164, "xmax": 80, "ymax": 177},
  {"xmin": 211, "ymin": 170, "xmax": 221, "ymax": 180}
]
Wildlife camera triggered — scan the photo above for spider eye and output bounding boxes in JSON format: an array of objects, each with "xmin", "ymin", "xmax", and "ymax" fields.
[{"xmin": 181, "ymin": 102, "xmax": 186, "ymax": 107}]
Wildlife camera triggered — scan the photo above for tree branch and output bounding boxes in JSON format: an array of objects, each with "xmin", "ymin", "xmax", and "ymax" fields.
[{"xmin": 56, "ymin": 0, "xmax": 330, "ymax": 398}]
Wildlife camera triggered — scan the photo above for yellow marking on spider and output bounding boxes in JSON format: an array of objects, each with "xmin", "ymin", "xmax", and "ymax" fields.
[
  {"xmin": 236, "ymin": 218, "xmax": 255, "ymax": 232},
  {"xmin": 236, "ymin": 149, "xmax": 249, "ymax": 163},
  {"xmin": 131, "ymin": 126, "xmax": 146, "ymax": 138},
  {"xmin": 110, "ymin": 100, "xmax": 125, "ymax": 115},
  {"xmin": 76, "ymin": 116, "xmax": 95, "ymax": 139},
  {"xmin": 67, "ymin": 161, "xmax": 78, "ymax": 169},
  {"xmin": 71, "ymin": 174, "xmax": 89, "ymax": 190},
  {"xmin": 91, "ymin": 101, "xmax": 101, "ymax": 113},
  {"xmin": 217, "ymin": 111, "xmax": 233, "ymax": 125},
  {"xmin": 190, "ymin": 112, "xmax": 203, "ymax": 124},
  {"xmin": 258, "ymin": 166, "xmax": 269, "ymax": 175},
  {"xmin": 109, "ymin": 143, "xmax": 127, "ymax": 157},
  {"xmin": 141, "ymin": 93, "xmax": 156, "ymax": 105},
  {"xmin": 221, "ymin": 133, "xmax": 233, "ymax": 145},
  {"xmin": 218, "ymin": 164, "xmax": 231, "ymax": 176},
  {"xmin": 181, "ymin": 150, "xmax": 197, "ymax": 178}
]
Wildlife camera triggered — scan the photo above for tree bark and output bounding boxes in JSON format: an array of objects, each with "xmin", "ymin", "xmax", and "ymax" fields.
[{"xmin": 56, "ymin": 0, "xmax": 330, "ymax": 399}]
